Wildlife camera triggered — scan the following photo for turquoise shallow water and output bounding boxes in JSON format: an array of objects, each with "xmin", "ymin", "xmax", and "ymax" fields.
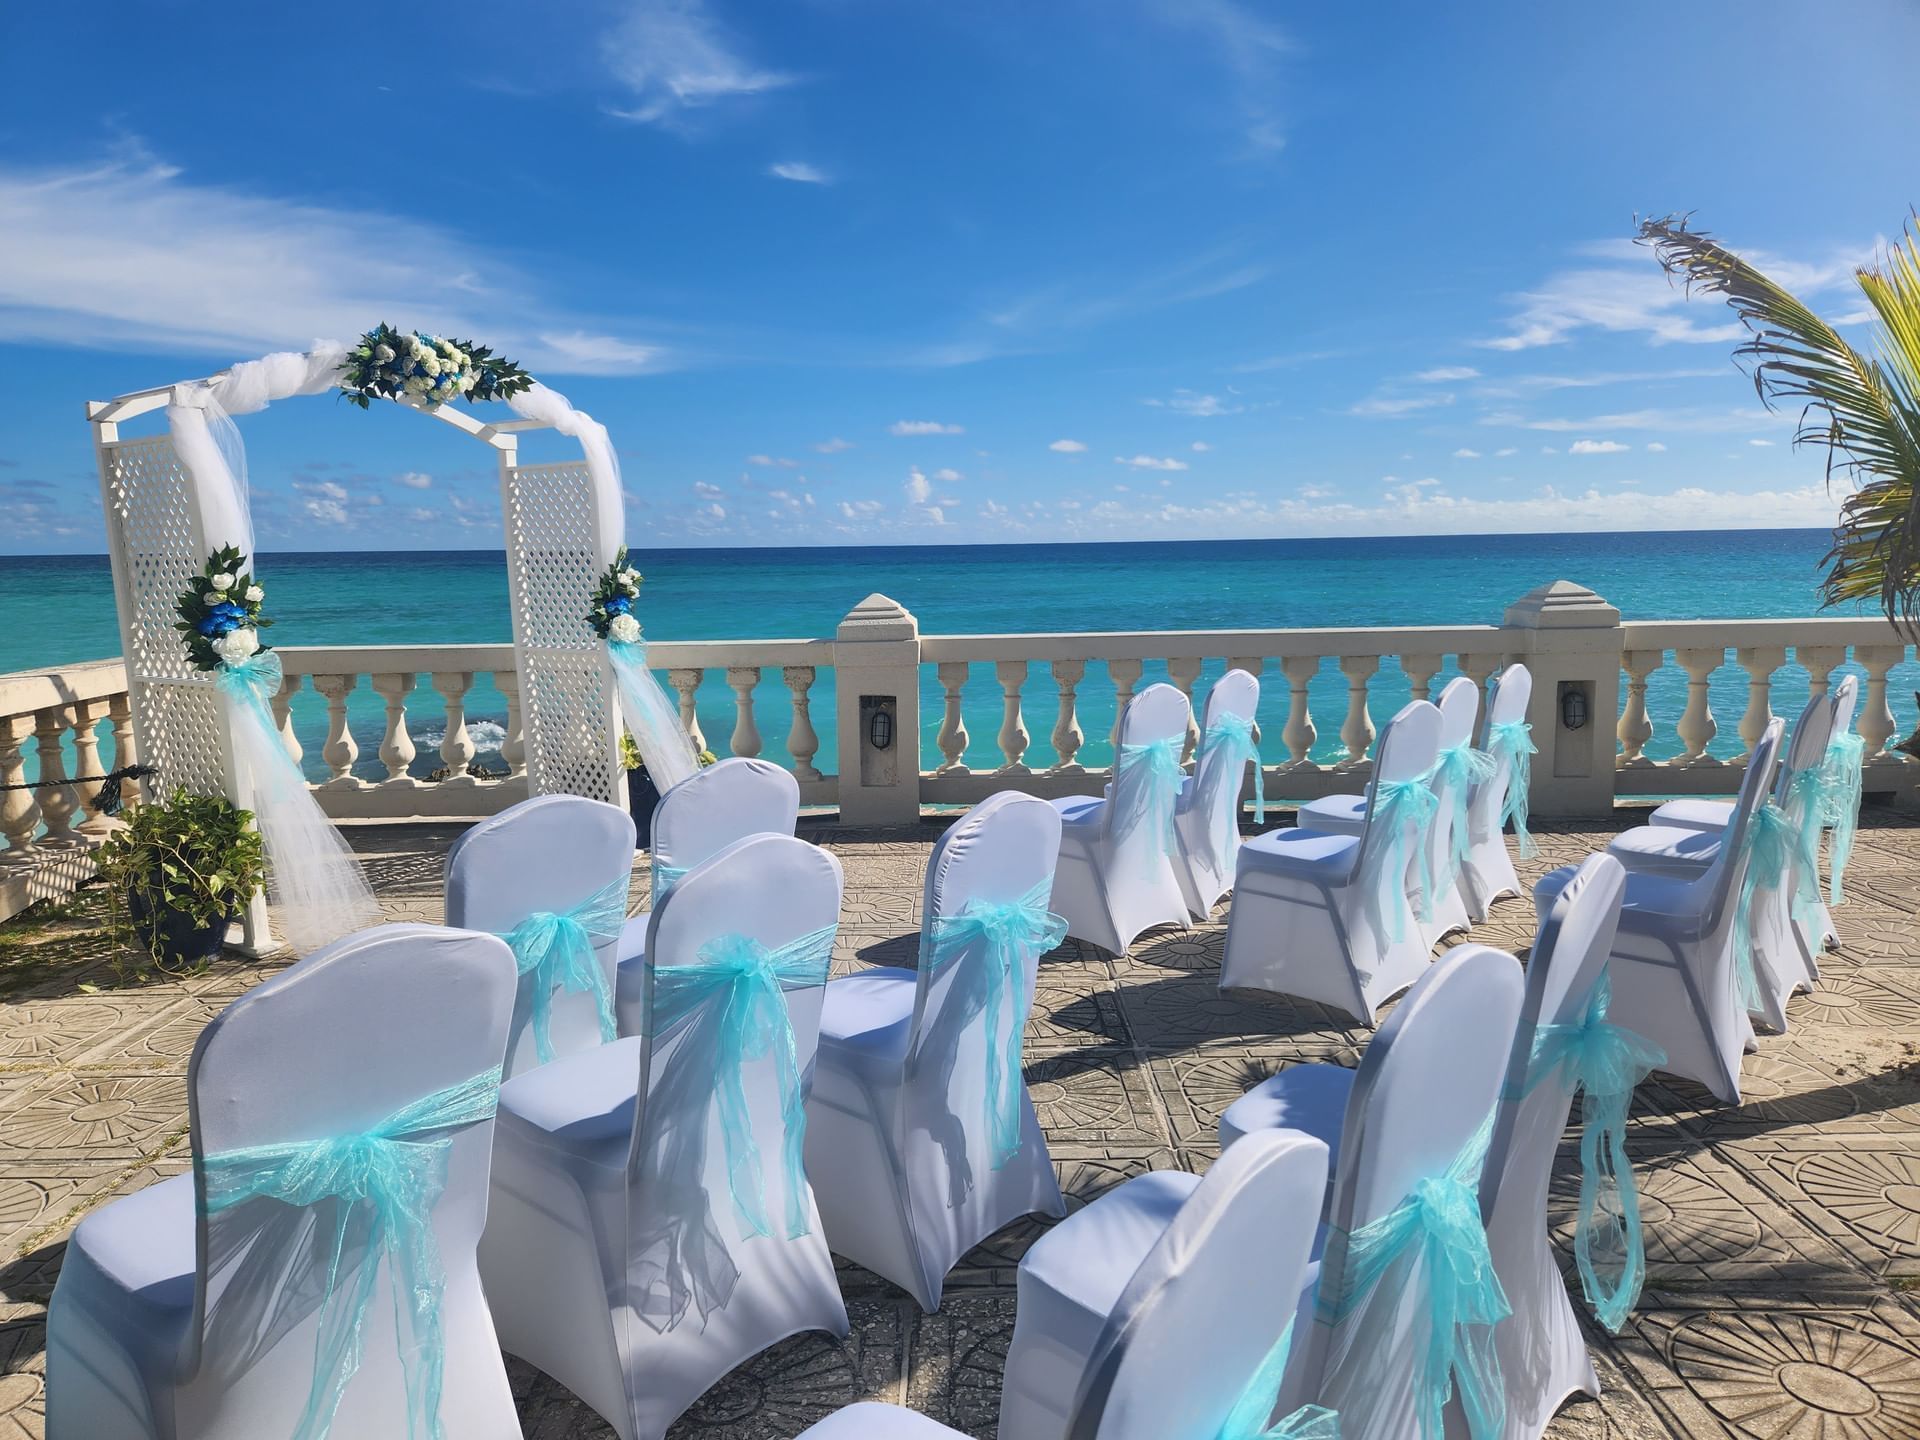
[{"xmin": 3, "ymin": 530, "xmax": 1915, "ymax": 785}]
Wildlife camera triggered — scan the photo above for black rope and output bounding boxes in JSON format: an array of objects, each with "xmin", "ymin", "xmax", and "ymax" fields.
[{"xmin": 0, "ymin": 763, "xmax": 158, "ymax": 816}]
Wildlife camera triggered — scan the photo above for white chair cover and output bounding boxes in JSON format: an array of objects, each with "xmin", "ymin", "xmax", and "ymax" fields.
[
  {"xmin": 1223, "ymin": 945, "xmax": 1526, "ymax": 1440},
  {"xmin": 46, "ymin": 924, "xmax": 521, "ymax": 1440},
  {"xmin": 1049, "ymin": 683, "xmax": 1193, "ymax": 954},
  {"xmin": 444, "ymin": 794, "xmax": 636, "ymax": 1079},
  {"xmin": 479, "ymin": 833, "xmax": 848, "ymax": 1440},
  {"xmin": 1173, "ymin": 669, "xmax": 1263, "ymax": 918},
  {"xmin": 1221, "ymin": 700, "xmax": 1444, "ymax": 1024},
  {"xmin": 806, "ymin": 792, "xmax": 1068, "ymax": 1311},
  {"xmin": 1461, "ymin": 666, "xmax": 1533, "ymax": 921},
  {"xmin": 1541, "ymin": 720, "xmax": 1784, "ymax": 1104}
]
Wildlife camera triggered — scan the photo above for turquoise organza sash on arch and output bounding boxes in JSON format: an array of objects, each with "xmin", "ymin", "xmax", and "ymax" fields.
[
  {"xmin": 1510, "ymin": 975, "xmax": 1663, "ymax": 1333},
  {"xmin": 1483, "ymin": 720, "xmax": 1538, "ymax": 859},
  {"xmin": 493, "ymin": 872, "xmax": 628, "ymax": 1065},
  {"xmin": 606, "ymin": 638, "xmax": 699, "ymax": 793},
  {"xmin": 1197, "ymin": 713, "xmax": 1265, "ymax": 870},
  {"xmin": 628, "ymin": 923, "xmax": 837, "ymax": 1332},
  {"xmin": 1364, "ymin": 777, "xmax": 1440, "ymax": 944},
  {"xmin": 922, "ymin": 877, "xmax": 1068, "ymax": 1170},
  {"xmin": 1316, "ymin": 1116, "xmax": 1509, "ymax": 1440},
  {"xmin": 1431, "ymin": 741, "xmax": 1497, "ymax": 891},
  {"xmin": 199, "ymin": 1067, "xmax": 503, "ymax": 1440},
  {"xmin": 1820, "ymin": 730, "xmax": 1865, "ymax": 906},
  {"xmin": 1112, "ymin": 734, "xmax": 1185, "ymax": 889},
  {"xmin": 1212, "ymin": 1319, "xmax": 1341, "ymax": 1439}
]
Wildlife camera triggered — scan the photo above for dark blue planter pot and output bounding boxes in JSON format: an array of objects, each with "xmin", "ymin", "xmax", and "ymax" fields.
[
  {"xmin": 626, "ymin": 767, "xmax": 661, "ymax": 852},
  {"xmin": 127, "ymin": 888, "xmax": 235, "ymax": 971}
]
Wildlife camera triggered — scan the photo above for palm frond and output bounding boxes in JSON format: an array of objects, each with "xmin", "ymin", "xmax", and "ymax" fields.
[{"xmin": 1636, "ymin": 214, "xmax": 1920, "ymax": 636}]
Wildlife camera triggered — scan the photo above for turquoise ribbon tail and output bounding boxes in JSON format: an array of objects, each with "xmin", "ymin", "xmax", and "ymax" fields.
[
  {"xmin": 1485, "ymin": 721, "xmax": 1538, "ymax": 859},
  {"xmin": 1114, "ymin": 734, "xmax": 1186, "ymax": 887},
  {"xmin": 1319, "ymin": 1115, "xmax": 1509, "ymax": 1440},
  {"xmin": 925, "ymin": 878, "xmax": 1068, "ymax": 1169},
  {"xmin": 496, "ymin": 873, "xmax": 629, "ymax": 1064},
  {"xmin": 1199, "ymin": 712, "xmax": 1265, "ymax": 868},
  {"xmin": 1780, "ymin": 765, "xmax": 1829, "ymax": 928},
  {"xmin": 1518, "ymin": 976, "xmax": 1663, "ymax": 1333},
  {"xmin": 199, "ymin": 1068, "xmax": 503, "ymax": 1440},
  {"xmin": 1215, "ymin": 1319, "xmax": 1342, "ymax": 1439},
  {"xmin": 1434, "ymin": 741, "xmax": 1497, "ymax": 889},
  {"xmin": 1368, "ymin": 778, "xmax": 1440, "ymax": 944},
  {"xmin": 1821, "ymin": 731, "xmax": 1864, "ymax": 907},
  {"xmin": 1732, "ymin": 803, "xmax": 1795, "ymax": 1012},
  {"xmin": 648, "ymin": 924, "xmax": 837, "ymax": 1241},
  {"xmin": 651, "ymin": 863, "xmax": 689, "ymax": 907}
]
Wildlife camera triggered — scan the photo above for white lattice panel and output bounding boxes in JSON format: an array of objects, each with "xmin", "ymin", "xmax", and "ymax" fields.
[
  {"xmin": 503, "ymin": 460, "xmax": 621, "ymax": 804},
  {"xmin": 101, "ymin": 435, "xmax": 228, "ymax": 798}
]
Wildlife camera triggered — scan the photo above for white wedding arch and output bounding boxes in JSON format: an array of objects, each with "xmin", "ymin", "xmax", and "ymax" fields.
[{"xmin": 88, "ymin": 340, "xmax": 627, "ymax": 951}]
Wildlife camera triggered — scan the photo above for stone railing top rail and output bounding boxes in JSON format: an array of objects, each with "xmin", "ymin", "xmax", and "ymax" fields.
[
  {"xmin": 919, "ymin": 624, "xmax": 1501, "ymax": 663},
  {"xmin": 0, "ymin": 657, "xmax": 130, "ymax": 718}
]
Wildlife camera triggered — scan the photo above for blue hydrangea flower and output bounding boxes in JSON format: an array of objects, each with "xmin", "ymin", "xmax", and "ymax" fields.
[{"xmin": 605, "ymin": 595, "xmax": 632, "ymax": 615}]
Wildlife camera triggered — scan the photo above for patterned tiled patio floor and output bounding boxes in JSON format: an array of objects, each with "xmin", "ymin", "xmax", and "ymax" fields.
[{"xmin": 2, "ymin": 806, "xmax": 1918, "ymax": 1438}]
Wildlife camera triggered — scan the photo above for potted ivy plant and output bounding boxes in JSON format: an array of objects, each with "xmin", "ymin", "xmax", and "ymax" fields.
[
  {"xmin": 95, "ymin": 786, "xmax": 266, "ymax": 971},
  {"xmin": 621, "ymin": 733, "xmax": 718, "ymax": 851}
]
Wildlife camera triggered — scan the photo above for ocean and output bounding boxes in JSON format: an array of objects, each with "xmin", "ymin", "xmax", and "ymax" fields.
[{"xmin": 4, "ymin": 530, "xmax": 1916, "ymax": 784}]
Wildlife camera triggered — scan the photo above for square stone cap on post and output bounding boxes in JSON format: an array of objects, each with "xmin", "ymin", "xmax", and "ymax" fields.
[
  {"xmin": 1504, "ymin": 581, "xmax": 1621, "ymax": 629},
  {"xmin": 837, "ymin": 593, "xmax": 919, "ymax": 642}
]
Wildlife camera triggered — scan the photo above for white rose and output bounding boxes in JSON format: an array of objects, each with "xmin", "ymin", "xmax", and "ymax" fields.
[
  {"xmin": 245, "ymin": 584, "xmax": 264, "ymax": 602},
  {"xmin": 406, "ymin": 376, "xmax": 432, "ymax": 395},
  {"xmin": 607, "ymin": 613, "xmax": 642, "ymax": 644},
  {"xmin": 617, "ymin": 568, "xmax": 640, "ymax": 588},
  {"xmin": 374, "ymin": 344, "xmax": 395, "ymax": 363},
  {"xmin": 209, "ymin": 571, "xmax": 235, "ymax": 590},
  {"xmin": 212, "ymin": 627, "xmax": 260, "ymax": 663}
]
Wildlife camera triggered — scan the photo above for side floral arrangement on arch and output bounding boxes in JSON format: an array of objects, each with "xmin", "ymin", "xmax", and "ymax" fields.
[
  {"xmin": 174, "ymin": 545, "xmax": 271, "ymax": 671},
  {"xmin": 338, "ymin": 323, "xmax": 533, "ymax": 410}
]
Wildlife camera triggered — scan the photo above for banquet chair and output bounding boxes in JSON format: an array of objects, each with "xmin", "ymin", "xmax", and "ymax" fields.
[
  {"xmin": 620, "ymin": 756, "xmax": 801, "ymax": 967},
  {"xmin": 806, "ymin": 792, "xmax": 1068, "ymax": 1312},
  {"xmin": 1610, "ymin": 695, "xmax": 1833, "ymax": 1032},
  {"xmin": 445, "ymin": 793, "xmax": 636, "ymax": 1079},
  {"xmin": 1220, "ymin": 699, "xmax": 1444, "ymax": 1025},
  {"xmin": 1462, "ymin": 664, "xmax": 1535, "ymax": 921},
  {"xmin": 1171, "ymin": 668, "xmax": 1263, "ymax": 918},
  {"xmin": 46, "ymin": 925, "xmax": 521, "ymax": 1440},
  {"xmin": 1049, "ymin": 683, "xmax": 1192, "ymax": 954},
  {"xmin": 1295, "ymin": 676, "xmax": 1483, "ymax": 947},
  {"xmin": 1219, "ymin": 944, "xmax": 1525, "ymax": 1440},
  {"xmin": 1537, "ymin": 720, "xmax": 1784, "ymax": 1105},
  {"xmin": 479, "ymin": 833, "xmax": 847, "ymax": 1440}
]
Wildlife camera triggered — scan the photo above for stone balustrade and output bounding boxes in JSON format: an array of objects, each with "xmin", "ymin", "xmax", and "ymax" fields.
[{"xmin": 4, "ymin": 583, "xmax": 1916, "ymax": 920}]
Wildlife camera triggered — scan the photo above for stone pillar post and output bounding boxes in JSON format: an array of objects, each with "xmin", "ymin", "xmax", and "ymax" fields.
[
  {"xmin": 1499, "ymin": 582, "xmax": 1624, "ymax": 816},
  {"xmin": 834, "ymin": 594, "xmax": 922, "ymax": 827}
]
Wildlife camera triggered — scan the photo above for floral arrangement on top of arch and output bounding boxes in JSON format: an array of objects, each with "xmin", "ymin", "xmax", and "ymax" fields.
[{"xmin": 338, "ymin": 323, "xmax": 533, "ymax": 410}]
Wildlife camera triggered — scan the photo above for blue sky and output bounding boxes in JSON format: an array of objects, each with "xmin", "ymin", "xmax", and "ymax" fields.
[{"xmin": 2, "ymin": 1, "xmax": 1916, "ymax": 552}]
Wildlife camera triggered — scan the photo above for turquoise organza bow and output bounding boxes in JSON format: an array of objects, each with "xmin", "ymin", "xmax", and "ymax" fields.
[
  {"xmin": 495, "ymin": 873, "xmax": 628, "ymax": 1065},
  {"xmin": 1432, "ymin": 741, "xmax": 1497, "ymax": 889},
  {"xmin": 1113, "ymin": 734, "xmax": 1186, "ymax": 887},
  {"xmin": 651, "ymin": 863, "xmax": 689, "ymax": 907},
  {"xmin": 1317, "ymin": 1118, "xmax": 1510, "ymax": 1440},
  {"xmin": 1365, "ymin": 777, "xmax": 1440, "ymax": 943},
  {"xmin": 648, "ymin": 923, "xmax": 837, "ymax": 1240},
  {"xmin": 1483, "ymin": 720, "xmax": 1537, "ymax": 858},
  {"xmin": 1515, "ymin": 976, "xmax": 1664, "ymax": 1333},
  {"xmin": 1731, "ymin": 802, "xmax": 1797, "ymax": 1010},
  {"xmin": 216, "ymin": 648, "xmax": 282, "ymax": 709},
  {"xmin": 199, "ymin": 1067, "xmax": 503, "ymax": 1440},
  {"xmin": 1214, "ymin": 1319, "xmax": 1341, "ymax": 1439},
  {"xmin": 1198, "ymin": 712, "xmax": 1265, "ymax": 869},
  {"xmin": 923, "ymin": 877, "xmax": 1068, "ymax": 1169},
  {"xmin": 1821, "ymin": 730, "xmax": 1865, "ymax": 906},
  {"xmin": 1778, "ymin": 763, "xmax": 1831, "ymax": 927}
]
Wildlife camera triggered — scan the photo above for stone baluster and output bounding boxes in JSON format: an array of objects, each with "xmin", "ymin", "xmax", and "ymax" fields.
[
  {"xmin": 272, "ymin": 673, "xmax": 304, "ymax": 768},
  {"xmin": 1279, "ymin": 655, "xmax": 1319, "ymax": 769},
  {"xmin": 372, "ymin": 672, "xmax": 419, "ymax": 782},
  {"xmin": 1674, "ymin": 647, "xmax": 1724, "ymax": 766},
  {"xmin": 1402, "ymin": 652, "xmax": 1443, "ymax": 703},
  {"xmin": 1796, "ymin": 646, "xmax": 1843, "ymax": 707},
  {"xmin": 314, "ymin": 674, "xmax": 360, "ymax": 787},
  {"xmin": 106, "ymin": 693, "xmax": 142, "ymax": 808},
  {"xmin": 494, "ymin": 669, "xmax": 527, "ymax": 778},
  {"xmin": 1617, "ymin": 649, "xmax": 1662, "ymax": 767},
  {"xmin": 669, "ymin": 669, "xmax": 706, "ymax": 752},
  {"xmin": 1458, "ymin": 652, "xmax": 1502, "ymax": 699},
  {"xmin": 1050, "ymin": 659, "xmax": 1086, "ymax": 771},
  {"xmin": 1, "ymin": 715, "xmax": 37, "ymax": 854},
  {"xmin": 431, "ymin": 672, "xmax": 476, "ymax": 778},
  {"xmin": 32, "ymin": 710, "xmax": 80, "ymax": 842},
  {"xmin": 726, "ymin": 667, "xmax": 763, "ymax": 759},
  {"xmin": 1108, "ymin": 658, "xmax": 1145, "ymax": 753},
  {"xmin": 783, "ymin": 667, "xmax": 822, "ymax": 781},
  {"xmin": 1857, "ymin": 645, "xmax": 1907, "ymax": 759},
  {"xmin": 1167, "ymin": 656, "xmax": 1203, "ymax": 761},
  {"xmin": 1336, "ymin": 655, "xmax": 1380, "ymax": 769},
  {"xmin": 1734, "ymin": 644, "xmax": 1786, "ymax": 761},
  {"xmin": 69, "ymin": 699, "xmax": 112, "ymax": 833},
  {"xmin": 935, "ymin": 662, "xmax": 971, "ymax": 774},
  {"xmin": 994, "ymin": 660, "xmax": 1031, "ymax": 774}
]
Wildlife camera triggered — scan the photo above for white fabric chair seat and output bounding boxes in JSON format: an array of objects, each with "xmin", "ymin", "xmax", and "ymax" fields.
[
  {"xmin": 1607, "ymin": 823, "xmax": 1722, "ymax": 874},
  {"xmin": 1217, "ymin": 1064, "xmax": 1356, "ymax": 1161},
  {"xmin": 1234, "ymin": 827, "xmax": 1361, "ymax": 880},
  {"xmin": 1021, "ymin": 1170, "xmax": 1202, "ymax": 1324},
  {"xmin": 817, "ymin": 966, "xmax": 918, "ymax": 1077},
  {"xmin": 1051, "ymin": 794, "xmax": 1106, "ymax": 829},
  {"xmin": 497, "ymin": 1036, "xmax": 643, "ymax": 1148},
  {"xmin": 1649, "ymin": 798, "xmax": 1736, "ymax": 834},
  {"xmin": 796, "ymin": 1402, "xmax": 965, "ymax": 1438},
  {"xmin": 65, "ymin": 1171, "xmax": 197, "ymax": 1322},
  {"xmin": 1294, "ymin": 794, "xmax": 1367, "ymax": 836}
]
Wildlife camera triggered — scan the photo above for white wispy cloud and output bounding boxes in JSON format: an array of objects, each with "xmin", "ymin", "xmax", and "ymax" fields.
[
  {"xmin": 1417, "ymin": 366, "xmax": 1480, "ymax": 383},
  {"xmin": 890, "ymin": 419, "xmax": 964, "ymax": 436},
  {"xmin": 934, "ymin": 467, "xmax": 962, "ymax": 482},
  {"xmin": 1143, "ymin": 389, "xmax": 1243, "ymax": 417},
  {"xmin": 1452, "ymin": 448, "xmax": 1481, "ymax": 459},
  {"xmin": 1349, "ymin": 393, "xmax": 1454, "ymax": 418},
  {"xmin": 1116, "ymin": 454, "xmax": 1190, "ymax": 471},
  {"xmin": 1569, "ymin": 439, "xmax": 1630, "ymax": 455},
  {"xmin": 693, "ymin": 480, "xmax": 725, "ymax": 498},
  {"xmin": 1191, "ymin": 441, "xmax": 1211, "ymax": 452},
  {"xmin": 601, "ymin": 0, "xmax": 798, "ymax": 127},
  {"xmin": 904, "ymin": 466, "xmax": 932, "ymax": 504},
  {"xmin": 1144, "ymin": 0, "xmax": 1292, "ymax": 152},
  {"xmin": 1049, "ymin": 438, "xmax": 1088, "ymax": 453},
  {"xmin": 1645, "ymin": 441, "xmax": 1668, "ymax": 452},
  {"xmin": 1494, "ymin": 447, "xmax": 1518, "ymax": 458},
  {"xmin": 394, "ymin": 472, "xmax": 432, "ymax": 489},
  {"xmin": 814, "ymin": 437, "xmax": 854, "ymax": 453},
  {"xmin": 768, "ymin": 161, "xmax": 830, "ymax": 184},
  {"xmin": 1749, "ymin": 438, "xmax": 1775, "ymax": 447},
  {"xmin": 1480, "ymin": 406, "xmax": 1769, "ymax": 434}
]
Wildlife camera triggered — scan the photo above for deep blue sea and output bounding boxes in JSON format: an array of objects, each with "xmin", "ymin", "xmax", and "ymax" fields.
[{"xmin": 4, "ymin": 530, "xmax": 1915, "ymax": 784}]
